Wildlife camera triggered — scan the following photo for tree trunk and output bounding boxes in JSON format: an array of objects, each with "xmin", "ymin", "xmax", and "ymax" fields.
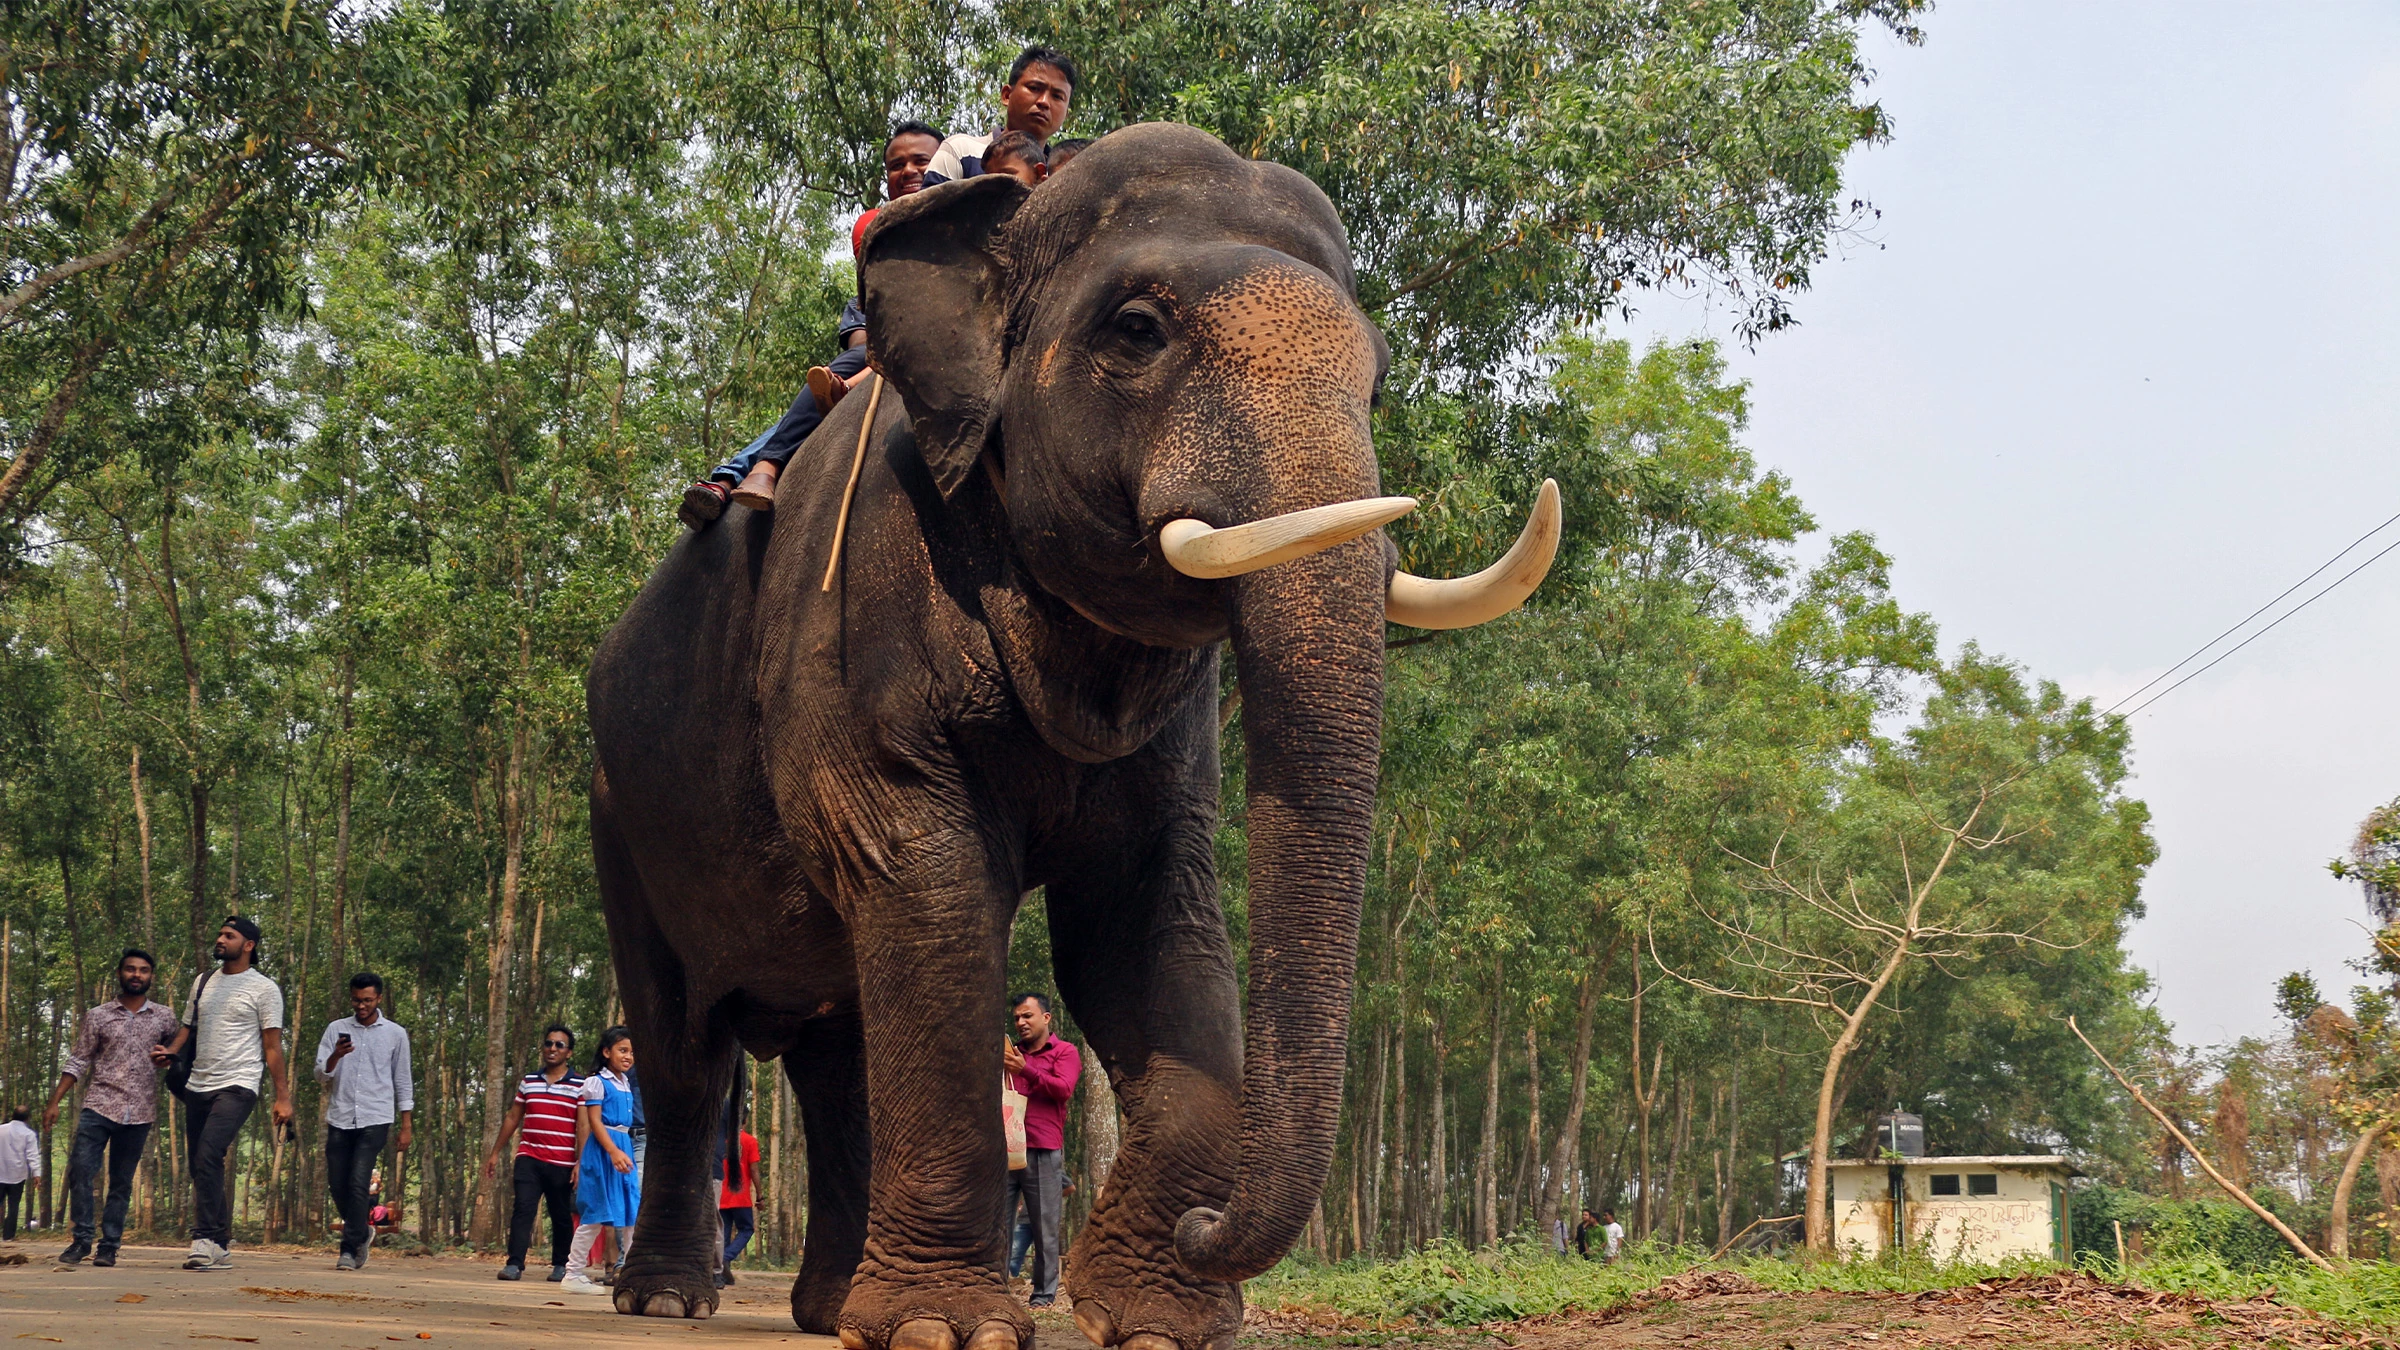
[
  {"xmin": 1476, "ymin": 956, "xmax": 1502, "ymax": 1247},
  {"xmin": 1804, "ymin": 935, "xmax": 1913, "ymax": 1252},
  {"xmin": 1388, "ymin": 1015, "xmax": 1408, "ymax": 1255},
  {"xmin": 1523, "ymin": 1021, "xmax": 1542, "ymax": 1245},
  {"xmin": 470, "ymin": 713, "xmax": 529, "ymax": 1244},
  {"xmin": 187, "ymin": 780, "xmax": 210, "ymax": 959},
  {"xmin": 1665, "ymin": 1075, "xmax": 1691, "ymax": 1245},
  {"xmin": 2329, "ymin": 1123, "xmax": 2387, "ymax": 1261},
  {"xmin": 1363, "ymin": 1021, "xmax": 1388, "ymax": 1250},
  {"xmin": 1538, "ymin": 949, "xmax": 1610, "ymax": 1239},
  {"xmin": 1717, "ymin": 1056, "xmax": 1741, "ymax": 1249},
  {"xmin": 328, "ymin": 652, "xmax": 355, "ymax": 996},
  {"xmin": 1428, "ymin": 1023, "xmax": 1447, "ymax": 1244},
  {"xmin": 132, "ymin": 746, "xmax": 153, "ymax": 949}
]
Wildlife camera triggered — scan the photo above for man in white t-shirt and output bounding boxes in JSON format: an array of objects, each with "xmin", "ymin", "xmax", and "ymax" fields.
[
  {"xmin": 924, "ymin": 45, "xmax": 1076, "ymax": 184},
  {"xmin": 153, "ymin": 915, "xmax": 291, "ymax": 1271},
  {"xmin": 1601, "ymin": 1207, "xmax": 1626, "ymax": 1262}
]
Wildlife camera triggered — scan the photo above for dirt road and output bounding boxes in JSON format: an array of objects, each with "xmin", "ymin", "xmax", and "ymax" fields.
[{"xmin": 0, "ymin": 1243, "xmax": 839, "ymax": 1349}]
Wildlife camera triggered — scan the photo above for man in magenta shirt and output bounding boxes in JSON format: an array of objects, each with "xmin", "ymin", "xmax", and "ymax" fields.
[{"xmin": 1005, "ymin": 993, "xmax": 1080, "ymax": 1306}]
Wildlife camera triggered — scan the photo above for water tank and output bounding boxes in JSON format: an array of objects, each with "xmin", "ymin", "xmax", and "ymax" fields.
[{"xmin": 1867, "ymin": 1111, "xmax": 1924, "ymax": 1158}]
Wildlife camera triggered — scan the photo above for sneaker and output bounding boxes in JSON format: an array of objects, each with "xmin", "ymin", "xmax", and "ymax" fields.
[
  {"xmin": 546, "ymin": 1265, "xmax": 566, "ymax": 1282},
  {"xmin": 560, "ymin": 1275, "xmax": 607, "ymax": 1295},
  {"xmin": 91, "ymin": 1248, "xmax": 117, "ymax": 1268},
  {"xmin": 336, "ymin": 1251, "xmax": 359, "ymax": 1271},
  {"xmin": 723, "ymin": 1268, "xmax": 736, "ymax": 1286},
  {"xmin": 496, "ymin": 1264, "xmax": 523, "ymax": 1281},
  {"xmin": 184, "ymin": 1238, "xmax": 230, "ymax": 1271},
  {"xmin": 1029, "ymin": 1297, "xmax": 1055, "ymax": 1309},
  {"xmin": 57, "ymin": 1240, "xmax": 90, "ymax": 1265}
]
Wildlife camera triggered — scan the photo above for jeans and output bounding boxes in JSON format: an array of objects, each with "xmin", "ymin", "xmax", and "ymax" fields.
[
  {"xmin": 507, "ymin": 1155, "xmax": 577, "ymax": 1268},
  {"xmin": 0, "ymin": 1180, "xmax": 22, "ymax": 1241},
  {"xmin": 67, "ymin": 1109, "xmax": 151, "ymax": 1248},
  {"xmin": 1009, "ymin": 1211, "xmax": 1033, "ymax": 1276},
  {"xmin": 709, "ymin": 345, "xmax": 873, "ymax": 480},
  {"xmin": 182, "ymin": 1086, "xmax": 257, "ymax": 1247},
  {"xmin": 720, "ymin": 1206, "xmax": 755, "ymax": 1267},
  {"xmin": 1004, "ymin": 1147, "xmax": 1063, "ymax": 1301},
  {"xmin": 325, "ymin": 1124, "xmax": 389, "ymax": 1257}
]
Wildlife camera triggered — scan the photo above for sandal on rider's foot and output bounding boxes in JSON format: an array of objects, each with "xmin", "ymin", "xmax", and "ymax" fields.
[
  {"xmin": 679, "ymin": 480, "xmax": 731, "ymax": 530},
  {"xmin": 730, "ymin": 461, "xmax": 781, "ymax": 511},
  {"xmin": 808, "ymin": 366, "xmax": 849, "ymax": 412}
]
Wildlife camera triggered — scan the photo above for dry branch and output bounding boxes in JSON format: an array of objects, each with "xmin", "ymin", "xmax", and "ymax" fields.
[{"xmin": 2068, "ymin": 1014, "xmax": 2332, "ymax": 1271}]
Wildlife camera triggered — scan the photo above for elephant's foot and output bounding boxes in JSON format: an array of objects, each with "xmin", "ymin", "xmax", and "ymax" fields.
[
  {"xmin": 834, "ymin": 1271, "xmax": 1031, "ymax": 1350},
  {"xmin": 1064, "ymin": 1246, "xmax": 1241, "ymax": 1350},
  {"xmin": 610, "ymin": 1252, "xmax": 720, "ymax": 1320},
  {"xmin": 790, "ymin": 1260, "xmax": 854, "ymax": 1334}
]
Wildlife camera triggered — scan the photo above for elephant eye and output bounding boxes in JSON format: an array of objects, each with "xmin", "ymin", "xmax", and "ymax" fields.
[{"xmin": 1107, "ymin": 302, "xmax": 1169, "ymax": 358}]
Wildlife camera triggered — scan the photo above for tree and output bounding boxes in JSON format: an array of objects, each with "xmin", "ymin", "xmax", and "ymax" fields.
[{"xmin": 1662, "ymin": 651, "xmax": 2155, "ymax": 1252}]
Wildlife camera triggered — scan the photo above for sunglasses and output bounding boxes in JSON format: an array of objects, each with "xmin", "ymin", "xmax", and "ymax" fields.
[{"xmin": 542, "ymin": 1040, "xmax": 570, "ymax": 1050}]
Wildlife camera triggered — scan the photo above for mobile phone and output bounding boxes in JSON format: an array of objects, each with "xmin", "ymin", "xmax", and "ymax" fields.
[{"xmin": 337, "ymin": 1033, "xmax": 352, "ymax": 1048}]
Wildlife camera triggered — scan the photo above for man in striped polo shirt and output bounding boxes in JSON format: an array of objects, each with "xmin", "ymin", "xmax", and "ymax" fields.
[{"xmin": 482, "ymin": 1025, "xmax": 583, "ymax": 1281}]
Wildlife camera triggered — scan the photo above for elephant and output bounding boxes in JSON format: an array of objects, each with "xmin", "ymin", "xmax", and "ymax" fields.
[{"xmin": 582, "ymin": 122, "xmax": 1561, "ymax": 1349}]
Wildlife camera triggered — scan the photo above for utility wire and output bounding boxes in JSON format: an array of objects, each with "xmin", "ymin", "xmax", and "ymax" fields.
[
  {"xmin": 2105, "ymin": 506, "xmax": 2400, "ymax": 715},
  {"xmin": 2118, "ymin": 529, "xmax": 2400, "ymax": 719}
]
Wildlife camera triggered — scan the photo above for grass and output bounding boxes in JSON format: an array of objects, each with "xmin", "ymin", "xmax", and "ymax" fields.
[{"xmin": 1247, "ymin": 1237, "xmax": 2400, "ymax": 1331}]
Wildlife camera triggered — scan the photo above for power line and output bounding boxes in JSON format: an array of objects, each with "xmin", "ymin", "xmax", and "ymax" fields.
[
  {"xmin": 2105, "ymin": 506, "xmax": 2400, "ymax": 715},
  {"xmin": 2119, "ymin": 530, "xmax": 2400, "ymax": 719}
]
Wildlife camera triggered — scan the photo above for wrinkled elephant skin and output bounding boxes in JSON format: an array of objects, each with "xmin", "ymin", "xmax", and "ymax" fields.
[{"xmin": 586, "ymin": 125, "xmax": 1411, "ymax": 1350}]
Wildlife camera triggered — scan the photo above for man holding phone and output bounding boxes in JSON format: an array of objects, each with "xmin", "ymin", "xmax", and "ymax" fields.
[{"xmin": 315, "ymin": 971, "xmax": 413, "ymax": 1270}]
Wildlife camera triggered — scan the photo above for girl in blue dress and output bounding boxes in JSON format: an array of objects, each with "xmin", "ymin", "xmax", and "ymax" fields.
[{"xmin": 560, "ymin": 1028, "xmax": 640, "ymax": 1292}]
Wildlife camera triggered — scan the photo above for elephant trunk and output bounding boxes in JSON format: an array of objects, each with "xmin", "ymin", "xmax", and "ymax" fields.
[{"xmin": 1173, "ymin": 535, "xmax": 1386, "ymax": 1283}]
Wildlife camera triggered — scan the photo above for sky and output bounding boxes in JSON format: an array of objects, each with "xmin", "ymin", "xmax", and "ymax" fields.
[{"xmin": 1613, "ymin": 2, "xmax": 2400, "ymax": 1047}]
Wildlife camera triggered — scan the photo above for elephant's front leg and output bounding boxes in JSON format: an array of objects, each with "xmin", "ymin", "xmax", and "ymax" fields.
[
  {"xmin": 1048, "ymin": 811, "xmax": 1245, "ymax": 1350},
  {"xmin": 594, "ymin": 801, "xmax": 744, "ymax": 1320},
  {"xmin": 838, "ymin": 827, "xmax": 1029, "ymax": 1350}
]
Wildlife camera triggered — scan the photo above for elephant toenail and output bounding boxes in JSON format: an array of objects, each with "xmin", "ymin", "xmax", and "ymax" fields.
[
  {"xmin": 892, "ymin": 1317, "xmax": 960, "ymax": 1350},
  {"xmin": 840, "ymin": 1328, "xmax": 870, "ymax": 1350},
  {"xmin": 1123, "ymin": 1334, "xmax": 1180, "ymax": 1350},
  {"xmin": 643, "ymin": 1293, "xmax": 688, "ymax": 1318},
  {"xmin": 1071, "ymin": 1300, "xmax": 1118, "ymax": 1347},
  {"xmin": 614, "ymin": 1289, "xmax": 637, "ymax": 1315},
  {"xmin": 966, "ymin": 1320, "xmax": 1018, "ymax": 1350},
  {"xmin": 688, "ymin": 1299, "xmax": 713, "ymax": 1321}
]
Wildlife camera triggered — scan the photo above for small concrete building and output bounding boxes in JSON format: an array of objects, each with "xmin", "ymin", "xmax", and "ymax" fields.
[{"xmin": 1827, "ymin": 1155, "xmax": 2079, "ymax": 1262}]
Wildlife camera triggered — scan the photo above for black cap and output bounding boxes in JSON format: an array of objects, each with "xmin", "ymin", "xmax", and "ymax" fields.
[{"xmin": 222, "ymin": 914, "xmax": 262, "ymax": 945}]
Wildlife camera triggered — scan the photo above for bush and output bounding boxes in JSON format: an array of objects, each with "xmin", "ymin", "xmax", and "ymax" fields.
[{"xmin": 2071, "ymin": 1182, "xmax": 2296, "ymax": 1273}]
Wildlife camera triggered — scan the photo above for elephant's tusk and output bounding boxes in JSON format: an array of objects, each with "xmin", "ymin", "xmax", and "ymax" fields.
[
  {"xmin": 1385, "ymin": 478, "xmax": 1562, "ymax": 629},
  {"xmin": 1158, "ymin": 495, "xmax": 1418, "ymax": 580}
]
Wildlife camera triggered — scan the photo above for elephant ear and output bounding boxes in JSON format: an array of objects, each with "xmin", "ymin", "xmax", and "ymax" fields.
[{"xmin": 860, "ymin": 174, "xmax": 1030, "ymax": 499}]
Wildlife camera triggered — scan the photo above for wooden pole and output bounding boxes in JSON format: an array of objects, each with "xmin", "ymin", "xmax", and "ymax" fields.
[
  {"xmin": 821, "ymin": 375, "xmax": 885, "ymax": 592},
  {"xmin": 2113, "ymin": 1219, "xmax": 2126, "ymax": 1271},
  {"xmin": 2068, "ymin": 1016, "xmax": 2332, "ymax": 1271}
]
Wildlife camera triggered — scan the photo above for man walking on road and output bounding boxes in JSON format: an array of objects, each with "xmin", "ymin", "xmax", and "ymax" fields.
[
  {"xmin": 154, "ymin": 916, "xmax": 292, "ymax": 1272},
  {"xmin": 316, "ymin": 971, "xmax": 414, "ymax": 1270},
  {"xmin": 0, "ymin": 1106, "xmax": 39, "ymax": 1240},
  {"xmin": 44, "ymin": 949, "xmax": 175, "ymax": 1266},
  {"xmin": 1003, "ymin": 992, "xmax": 1080, "ymax": 1308},
  {"xmin": 482, "ymin": 1025, "xmax": 583, "ymax": 1282}
]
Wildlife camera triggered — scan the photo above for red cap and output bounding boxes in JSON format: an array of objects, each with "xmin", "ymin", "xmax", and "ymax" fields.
[{"xmin": 852, "ymin": 209, "xmax": 877, "ymax": 258}]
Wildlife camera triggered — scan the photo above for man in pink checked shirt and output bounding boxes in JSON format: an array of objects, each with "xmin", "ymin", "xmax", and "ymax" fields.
[{"xmin": 1004, "ymin": 993, "xmax": 1080, "ymax": 1307}]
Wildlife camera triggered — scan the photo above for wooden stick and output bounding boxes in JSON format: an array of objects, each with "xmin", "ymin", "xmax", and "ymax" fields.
[
  {"xmin": 821, "ymin": 373, "xmax": 885, "ymax": 593},
  {"xmin": 2068, "ymin": 1015, "xmax": 2333, "ymax": 1270},
  {"xmin": 2114, "ymin": 1219, "xmax": 2126, "ymax": 1271}
]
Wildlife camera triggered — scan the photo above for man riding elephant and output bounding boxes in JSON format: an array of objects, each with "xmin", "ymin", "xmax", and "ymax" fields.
[{"xmin": 583, "ymin": 122, "xmax": 1560, "ymax": 1349}]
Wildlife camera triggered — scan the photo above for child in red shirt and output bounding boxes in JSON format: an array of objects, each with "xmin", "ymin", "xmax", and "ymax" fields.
[{"xmin": 717, "ymin": 1129, "xmax": 760, "ymax": 1287}]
